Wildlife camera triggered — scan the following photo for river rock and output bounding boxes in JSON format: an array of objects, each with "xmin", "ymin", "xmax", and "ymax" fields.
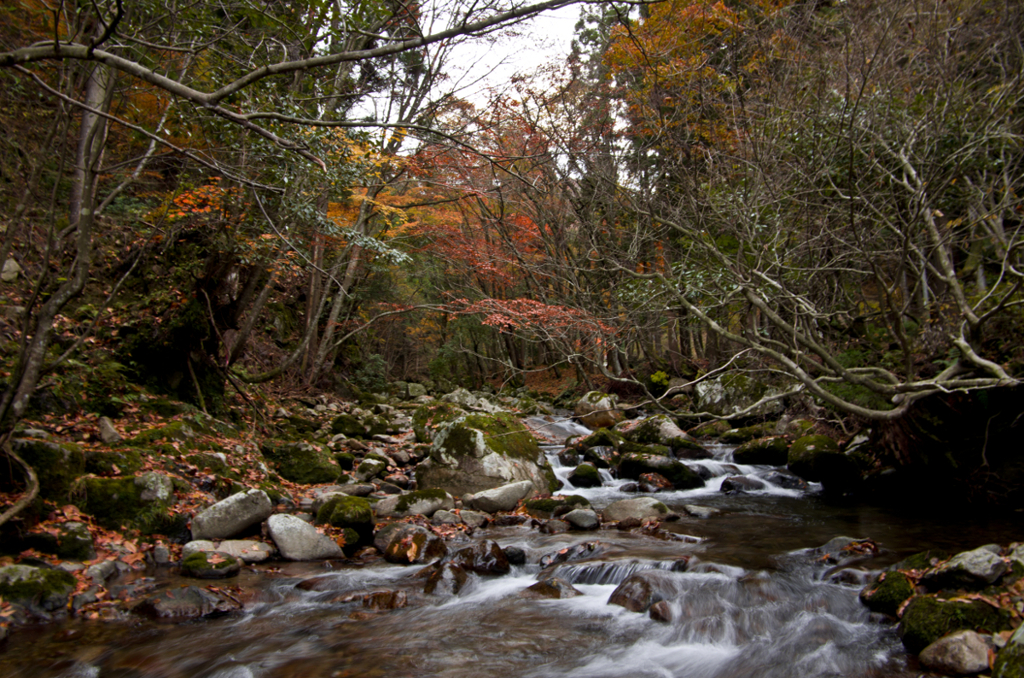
[
  {"xmin": 608, "ymin": 571, "xmax": 677, "ymax": 613},
  {"xmin": 763, "ymin": 471, "xmax": 808, "ymax": 490},
  {"xmin": 379, "ymin": 524, "xmax": 447, "ymax": 565},
  {"xmin": 415, "ymin": 412, "xmax": 556, "ymax": 497},
  {"xmin": 424, "ymin": 563, "xmax": 469, "ymax": 596},
  {"xmin": 602, "ymin": 497, "xmax": 669, "ymax": 523},
  {"xmin": 538, "ymin": 541, "xmax": 606, "ymax": 568},
  {"xmin": 684, "ymin": 505, "xmax": 720, "ymax": 519},
  {"xmin": 191, "ymin": 489, "xmax": 273, "ymax": 540},
  {"xmin": 860, "ymin": 571, "xmax": 915, "ymax": 617},
  {"xmin": 362, "ymin": 590, "xmax": 408, "ymax": 611},
  {"xmin": 260, "ymin": 440, "xmax": 340, "ymax": 484},
  {"xmin": 693, "ymin": 373, "xmax": 785, "ymax": 418},
  {"xmin": 639, "ymin": 472, "xmax": 673, "ymax": 493},
  {"xmin": 919, "ymin": 630, "xmax": 990, "ymax": 675},
  {"xmin": 649, "ymin": 600, "xmax": 674, "ymax": 623},
  {"xmin": 445, "ymin": 540, "xmax": 510, "ymax": 575},
  {"xmin": 432, "ymin": 509, "xmax": 462, "ymax": 526},
  {"xmin": 994, "ymin": 624, "xmax": 1024, "ymax": 677},
  {"xmin": 898, "ymin": 595, "xmax": 1011, "ymax": 653},
  {"xmin": 733, "ymin": 436, "xmax": 790, "ymax": 466},
  {"xmin": 98, "ymin": 416, "xmax": 122, "ymax": 444},
  {"xmin": 460, "ymin": 510, "xmax": 490, "ymax": 529},
  {"xmin": 541, "ymin": 519, "xmax": 570, "ymax": 534},
  {"xmin": 922, "ymin": 545, "xmax": 1010, "ymax": 590},
  {"xmin": 464, "ymin": 480, "xmax": 536, "ymax": 513},
  {"xmin": 574, "ymin": 391, "xmax": 624, "ymax": 429},
  {"xmin": 355, "ymin": 458, "xmax": 386, "ymax": 481},
  {"xmin": 787, "ymin": 435, "xmax": 860, "ymax": 492},
  {"xmin": 184, "ymin": 539, "xmax": 274, "ymax": 564},
  {"xmin": 617, "ymin": 453, "xmax": 703, "ymax": 490},
  {"xmin": 266, "ymin": 514, "xmax": 343, "ymax": 560},
  {"xmin": 563, "ymin": 508, "xmax": 600, "ymax": 531},
  {"xmin": 720, "ymin": 476, "xmax": 766, "ymax": 493},
  {"xmin": 133, "ymin": 585, "xmax": 241, "ymax": 620},
  {"xmin": 375, "ymin": 489, "xmax": 455, "ymax": 518},
  {"xmin": 0, "ymin": 565, "xmax": 76, "ymax": 615},
  {"xmin": 617, "ymin": 414, "xmax": 706, "ymax": 456},
  {"xmin": 520, "ymin": 577, "xmax": 582, "ymax": 599},
  {"xmin": 180, "ymin": 551, "xmax": 242, "ymax": 579}
]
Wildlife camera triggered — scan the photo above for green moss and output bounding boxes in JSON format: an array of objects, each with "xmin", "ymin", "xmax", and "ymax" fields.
[
  {"xmin": 893, "ymin": 550, "xmax": 950, "ymax": 572},
  {"xmin": 572, "ymin": 463, "xmax": 600, "ymax": 483},
  {"xmin": 85, "ymin": 448, "xmax": 144, "ymax": 476},
  {"xmin": 860, "ymin": 571, "xmax": 915, "ymax": 616},
  {"xmin": 994, "ymin": 632, "xmax": 1024, "ymax": 678},
  {"xmin": 733, "ymin": 437, "xmax": 790, "ymax": 466},
  {"xmin": 182, "ymin": 551, "xmax": 236, "ymax": 571},
  {"xmin": 72, "ymin": 475, "xmax": 174, "ymax": 532},
  {"xmin": 524, "ymin": 495, "xmax": 590, "ymax": 515},
  {"xmin": 13, "ymin": 439, "xmax": 85, "ymax": 501},
  {"xmin": 0, "ymin": 565, "xmax": 76, "ymax": 610},
  {"xmin": 688, "ymin": 420, "xmax": 731, "ymax": 438},
  {"xmin": 260, "ymin": 440, "xmax": 340, "ymax": 484},
  {"xmin": 898, "ymin": 595, "xmax": 1012, "ymax": 654},
  {"xmin": 128, "ymin": 421, "xmax": 196, "ymax": 446},
  {"xmin": 618, "ymin": 453, "xmax": 703, "ymax": 489},
  {"xmin": 432, "ymin": 412, "xmax": 540, "ymax": 463},
  {"xmin": 574, "ymin": 428, "xmax": 625, "ymax": 450},
  {"xmin": 316, "ymin": 494, "xmax": 373, "ymax": 527},
  {"xmin": 620, "ymin": 442, "xmax": 671, "ymax": 457},
  {"xmin": 356, "ymin": 459, "xmax": 386, "ymax": 479},
  {"xmin": 335, "ymin": 452, "xmax": 356, "ymax": 470}
]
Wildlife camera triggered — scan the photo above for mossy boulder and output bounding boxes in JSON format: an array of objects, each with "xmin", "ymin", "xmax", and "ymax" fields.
[
  {"xmin": 260, "ymin": 440, "xmax": 340, "ymax": 484},
  {"xmin": 85, "ymin": 447, "xmax": 144, "ymax": 476},
  {"xmin": 733, "ymin": 437, "xmax": 790, "ymax": 466},
  {"xmin": 128, "ymin": 421, "xmax": 197, "ymax": 446},
  {"xmin": 180, "ymin": 551, "xmax": 242, "ymax": 579},
  {"xmin": 569, "ymin": 463, "xmax": 602, "ymax": 488},
  {"xmin": 10, "ymin": 438, "xmax": 85, "ymax": 501},
  {"xmin": 355, "ymin": 458, "xmax": 387, "ymax": 481},
  {"xmin": 898, "ymin": 595, "xmax": 1012, "ymax": 654},
  {"xmin": 0, "ymin": 564, "xmax": 76, "ymax": 614},
  {"xmin": 787, "ymin": 435, "xmax": 860, "ymax": 491},
  {"xmin": 994, "ymin": 624, "xmax": 1024, "ymax": 678},
  {"xmin": 335, "ymin": 452, "xmax": 356, "ymax": 470},
  {"xmin": 395, "ymin": 489, "xmax": 455, "ymax": 516},
  {"xmin": 860, "ymin": 571, "xmax": 915, "ymax": 616},
  {"xmin": 574, "ymin": 428, "xmax": 626, "ymax": 451},
  {"xmin": 617, "ymin": 453, "xmax": 704, "ymax": 490},
  {"xmin": 330, "ymin": 412, "xmax": 388, "ymax": 439},
  {"xmin": 73, "ymin": 472, "xmax": 176, "ymax": 533},
  {"xmin": 721, "ymin": 423, "xmax": 777, "ymax": 444},
  {"xmin": 411, "ymin": 402, "xmax": 466, "ymax": 443},
  {"xmin": 524, "ymin": 495, "xmax": 590, "ymax": 518},
  {"xmin": 620, "ymin": 415, "xmax": 706, "ymax": 456},
  {"xmin": 574, "ymin": 391, "xmax": 624, "ymax": 429},
  {"xmin": 316, "ymin": 494, "xmax": 374, "ymax": 553},
  {"xmin": 620, "ymin": 441, "xmax": 672, "ymax": 457},
  {"xmin": 688, "ymin": 420, "xmax": 731, "ymax": 439},
  {"xmin": 415, "ymin": 412, "xmax": 556, "ymax": 497},
  {"xmin": 693, "ymin": 374, "xmax": 785, "ymax": 418}
]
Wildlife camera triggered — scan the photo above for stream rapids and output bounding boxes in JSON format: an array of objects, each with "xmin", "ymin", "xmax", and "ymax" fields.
[{"xmin": 2, "ymin": 415, "xmax": 1022, "ymax": 678}]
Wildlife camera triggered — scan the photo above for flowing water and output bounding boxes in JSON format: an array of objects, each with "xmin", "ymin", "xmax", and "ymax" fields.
[{"xmin": 3, "ymin": 416, "xmax": 1023, "ymax": 678}]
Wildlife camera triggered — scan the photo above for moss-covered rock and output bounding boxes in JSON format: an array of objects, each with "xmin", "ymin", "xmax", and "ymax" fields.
[
  {"xmin": 994, "ymin": 624, "xmax": 1024, "ymax": 678},
  {"xmin": 787, "ymin": 435, "xmax": 860, "ymax": 491},
  {"xmin": 569, "ymin": 463, "xmax": 602, "ymax": 488},
  {"xmin": 411, "ymin": 402, "xmax": 466, "ymax": 443},
  {"xmin": 0, "ymin": 564, "xmax": 76, "ymax": 614},
  {"xmin": 617, "ymin": 453, "xmax": 703, "ymax": 490},
  {"xmin": 574, "ymin": 391, "xmax": 623, "ymax": 429},
  {"xmin": 10, "ymin": 438, "xmax": 85, "ymax": 501},
  {"xmin": 860, "ymin": 571, "xmax": 915, "ymax": 616},
  {"xmin": 335, "ymin": 452, "xmax": 356, "ymax": 470},
  {"xmin": 260, "ymin": 440, "xmax": 340, "ymax": 484},
  {"xmin": 128, "ymin": 421, "xmax": 197, "ymax": 446},
  {"xmin": 694, "ymin": 374, "xmax": 786, "ymax": 418},
  {"xmin": 415, "ymin": 412, "xmax": 555, "ymax": 497},
  {"xmin": 898, "ymin": 595, "xmax": 1012, "ymax": 654},
  {"xmin": 574, "ymin": 428, "xmax": 626, "ymax": 451},
  {"xmin": 85, "ymin": 447, "xmax": 144, "ymax": 476},
  {"xmin": 524, "ymin": 495, "xmax": 590, "ymax": 517},
  {"xmin": 314, "ymin": 494, "xmax": 374, "ymax": 556},
  {"xmin": 72, "ymin": 472, "xmax": 176, "ymax": 533},
  {"xmin": 688, "ymin": 420, "xmax": 731, "ymax": 439},
  {"xmin": 721, "ymin": 423, "xmax": 777, "ymax": 444},
  {"xmin": 330, "ymin": 412, "xmax": 388, "ymax": 439},
  {"xmin": 733, "ymin": 437, "xmax": 790, "ymax": 466},
  {"xmin": 180, "ymin": 551, "xmax": 242, "ymax": 579}
]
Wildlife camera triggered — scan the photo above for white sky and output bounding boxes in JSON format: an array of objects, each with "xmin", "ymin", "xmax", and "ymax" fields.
[{"xmin": 444, "ymin": 3, "xmax": 581, "ymax": 104}]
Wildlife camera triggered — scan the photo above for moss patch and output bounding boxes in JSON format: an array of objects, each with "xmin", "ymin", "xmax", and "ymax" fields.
[
  {"xmin": 260, "ymin": 440, "xmax": 339, "ymax": 484},
  {"xmin": 85, "ymin": 448, "xmax": 144, "ymax": 476},
  {"xmin": 733, "ymin": 437, "xmax": 790, "ymax": 466},
  {"xmin": 898, "ymin": 595, "xmax": 1012, "ymax": 654},
  {"xmin": 0, "ymin": 565, "xmax": 76, "ymax": 611},
  {"xmin": 860, "ymin": 571, "xmax": 915, "ymax": 616},
  {"xmin": 11, "ymin": 439, "xmax": 85, "ymax": 501}
]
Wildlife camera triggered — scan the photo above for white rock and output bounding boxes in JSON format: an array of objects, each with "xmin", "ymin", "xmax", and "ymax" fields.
[
  {"xmin": 266, "ymin": 514, "xmax": 343, "ymax": 560},
  {"xmin": 191, "ymin": 490, "xmax": 273, "ymax": 540}
]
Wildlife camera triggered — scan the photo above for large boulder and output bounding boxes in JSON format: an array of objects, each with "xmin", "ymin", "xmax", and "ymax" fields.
[
  {"xmin": 0, "ymin": 564, "xmax": 76, "ymax": 616},
  {"xmin": 266, "ymin": 514, "xmax": 343, "ymax": 560},
  {"xmin": 787, "ymin": 435, "xmax": 860, "ymax": 491},
  {"xmin": 693, "ymin": 374, "xmax": 786, "ymax": 418},
  {"xmin": 73, "ymin": 472, "xmax": 178, "ymax": 533},
  {"xmin": 191, "ymin": 489, "xmax": 273, "ymax": 540},
  {"xmin": 11, "ymin": 439, "xmax": 85, "ymax": 501},
  {"xmin": 464, "ymin": 480, "xmax": 536, "ymax": 513},
  {"xmin": 415, "ymin": 412, "xmax": 556, "ymax": 497},
  {"xmin": 733, "ymin": 436, "xmax": 790, "ymax": 466},
  {"xmin": 921, "ymin": 545, "xmax": 1010, "ymax": 591},
  {"xmin": 859, "ymin": 571, "xmax": 915, "ymax": 617},
  {"xmin": 315, "ymin": 494, "xmax": 375, "ymax": 552},
  {"xmin": 260, "ymin": 440, "xmax": 340, "ymax": 484},
  {"xmin": 919, "ymin": 630, "xmax": 990, "ymax": 676},
  {"xmin": 602, "ymin": 497, "xmax": 670, "ymax": 522},
  {"xmin": 412, "ymin": 402, "xmax": 468, "ymax": 443},
  {"xmin": 574, "ymin": 392, "xmax": 624, "ymax": 429},
  {"xmin": 374, "ymin": 489, "xmax": 455, "ymax": 518},
  {"xmin": 441, "ymin": 387, "xmax": 505, "ymax": 413},
  {"xmin": 616, "ymin": 415, "xmax": 706, "ymax": 456},
  {"xmin": 898, "ymin": 595, "xmax": 1011, "ymax": 654},
  {"xmin": 617, "ymin": 453, "xmax": 703, "ymax": 490}
]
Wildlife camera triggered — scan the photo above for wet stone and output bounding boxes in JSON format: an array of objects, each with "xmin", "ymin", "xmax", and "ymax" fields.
[
  {"xmin": 425, "ymin": 563, "xmax": 468, "ymax": 596},
  {"xmin": 446, "ymin": 540, "xmax": 510, "ymax": 575},
  {"xmin": 520, "ymin": 577, "xmax": 583, "ymax": 600},
  {"xmin": 541, "ymin": 519, "xmax": 570, "ymax": 534},
  {"xmin": 649, "ymin": 600, "xmax": 674, "ymax": 623},
  {"xmin": 362, "ymin": 590, "xmax": 408, "ymax": 611}
]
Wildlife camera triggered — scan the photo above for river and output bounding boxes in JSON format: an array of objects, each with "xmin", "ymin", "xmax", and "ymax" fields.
[{"xmin": 2, "ymin": 416, "xmax": 1022, "ymax": 678}]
